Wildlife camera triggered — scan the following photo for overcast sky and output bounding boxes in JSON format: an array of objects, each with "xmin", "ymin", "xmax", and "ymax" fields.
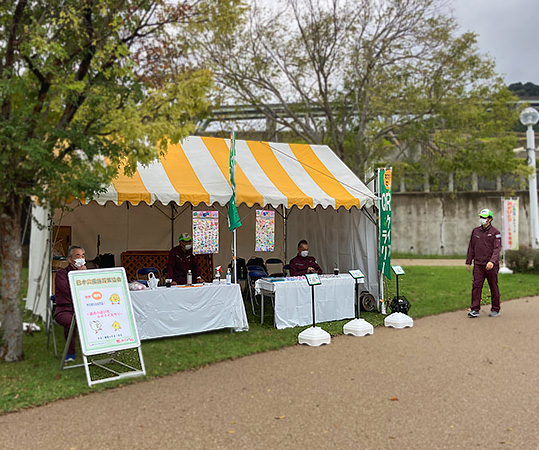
[{"xmin": 452, "ymin": 0, "xmax": 538, "ymax": 85}]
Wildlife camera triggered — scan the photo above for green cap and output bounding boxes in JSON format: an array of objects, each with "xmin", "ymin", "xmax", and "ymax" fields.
[
  {"xmin": 178, "ymin": 233, "xmax": 192, "ymax": 242},
  {"xmin": 479, "ymin": 208, "xmax": 493, "ymax": 218}
]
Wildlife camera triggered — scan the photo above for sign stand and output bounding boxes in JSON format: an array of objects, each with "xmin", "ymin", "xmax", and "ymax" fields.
[
  {"xmin": 298, "ymin": 274, "xmax": 330, "ymax": 346},
  {"xmin": 60, "ymin": 316, "xmax": 145, "ymax": 385},
  {"xmin": 343, "ymin": 270, "xmax": 373, "ymax": 336},
  {"xmin": 384, "ymin": 266, "xmax": 413, "ymax": 329},
  {"xmin": 62, "ymin": 267, "xmax": 146, "ymax": 386}
]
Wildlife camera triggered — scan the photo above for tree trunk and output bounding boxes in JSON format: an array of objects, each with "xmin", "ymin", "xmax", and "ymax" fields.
[{"xmin": 0, "ymin": 195, "xmax": 23, "ymax": 362}]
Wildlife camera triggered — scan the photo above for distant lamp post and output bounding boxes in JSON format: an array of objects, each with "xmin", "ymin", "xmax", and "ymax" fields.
[{"xmin": 519, "ymin": 107, "xmax": 539, "ymax": 249}]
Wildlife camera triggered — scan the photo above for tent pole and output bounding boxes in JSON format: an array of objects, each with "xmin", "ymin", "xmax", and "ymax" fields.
[
  {"xmin": 283, "ymin": 206, "xmax": 288, "ymax": 265},
  {"xmin": 171, "ymin": 204, "xmax": 175, "ymax": 248},
  {"xmin": 233, "ymin": 229, "xmax": 237, "ymax": 283},
  {"xmin": 48, "ymin": 213, "xmax": 52, "ymax": 304}
]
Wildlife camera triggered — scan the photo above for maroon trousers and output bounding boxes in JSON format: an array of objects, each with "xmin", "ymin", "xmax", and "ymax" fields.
[
  {"xmin": 54, "ymin": 308, "xmax": 77, "ymax": 355},
  {"xmin": 471, "ymin": 264, "xmax": 500, "ymax": 312}
]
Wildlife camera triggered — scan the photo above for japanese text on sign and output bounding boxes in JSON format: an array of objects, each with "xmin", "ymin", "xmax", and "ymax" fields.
[{"xmin": 379, "ymin": 168, "xmax": 392, "ymax": 280}]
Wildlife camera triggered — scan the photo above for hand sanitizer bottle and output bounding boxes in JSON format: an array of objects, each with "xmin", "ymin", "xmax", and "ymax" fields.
[
  {"xmin": 226, "ymin": 268, "xmax": 232, "ymax": 285},
  {"xmin": 187, "ymin": 270, "xmax": 192, "ymax": 285},
  {"xmin": 215, "ymin": 268, "xmax": 220, "ymax": 284}
]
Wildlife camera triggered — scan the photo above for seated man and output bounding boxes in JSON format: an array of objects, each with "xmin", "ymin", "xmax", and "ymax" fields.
[
  {"xmin": 167, "ymin": 233, "xmax": 204, "ymax": 285},
  {"xmin": 54, "ymin": 245, "xmax": 87, "ymax": 363},
  {"xmin": 289, "ymin": 239, "xmax": 323, "ymax": 276}
]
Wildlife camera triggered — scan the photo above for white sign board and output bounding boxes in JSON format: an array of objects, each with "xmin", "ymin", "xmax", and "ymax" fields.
[
  {"xmin": 502, "ymin": 198, "xmax": 519, "ymax": 250},
  {"xmin": 68, "ymin": 267, "xmax": 141, "ymax": 356},
  {"xmin": 305, "ymin": 273, "xmax": 322, "ymax": 286},
  {"xmin": 349, "ymin": 269, "xmax": 365, "ymax": 280}
]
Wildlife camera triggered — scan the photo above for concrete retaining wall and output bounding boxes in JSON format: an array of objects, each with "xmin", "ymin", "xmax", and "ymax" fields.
[{"xmin": 392, "ymin": 192, "xmax": 532, "ymax": 256}]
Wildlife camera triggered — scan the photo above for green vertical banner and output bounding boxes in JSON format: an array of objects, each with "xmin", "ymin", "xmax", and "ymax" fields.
[
  {"xmin": 379, "ymin": 168, "xmax": 392, "ymax": 280},
  {"xmin": 228, "ymin": 132, "xmax": 242, "ymax": 231}
]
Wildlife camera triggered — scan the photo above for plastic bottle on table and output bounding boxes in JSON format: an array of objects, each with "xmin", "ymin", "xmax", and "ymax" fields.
[
  {"xmin": 226, "ymin": 268, "xmax": 232, "ymax": 285},
  {"xmin": 187, "ymin": 270, "xmax": 192, "ymax": 285},
  {"xmin": 215, "ymin": 268, "xmax": 221, "ymax": 284}
]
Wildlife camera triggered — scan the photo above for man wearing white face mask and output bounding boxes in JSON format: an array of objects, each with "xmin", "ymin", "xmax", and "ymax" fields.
[
  {"xmin": 466, "ymin": 208, "xmax": 501, "ymax": 318},
  {"xmin": 289, "ymin": 239, "xmax": 322, "ymax": 276},
  {"xmin": 167, "ymin": 233, "xmax": 203, "ymax": 285},
  {"xmin": 54, "ymin": 245, "xmax": 87, "ymax": 362}
]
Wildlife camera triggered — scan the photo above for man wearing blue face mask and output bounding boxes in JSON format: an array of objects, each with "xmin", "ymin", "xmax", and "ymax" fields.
[
  {"xmin": 289, "ymin": 239, "xmax": 323, "ymax": 276},
  {"xmin": 466, "ymin": 208, "xmax": 502, "ymax": 318},
  {"xmin": 167, "ymin": 233, "xmax": 203, "ymax": 285},
  {"xmin": 54, "ymin": 245, "xmax": 87, "ymax": 362}
]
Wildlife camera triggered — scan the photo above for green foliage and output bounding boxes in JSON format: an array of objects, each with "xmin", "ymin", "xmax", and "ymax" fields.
[
  {"xmin": 203, "ymin": 0, "xmax": 522, "ymax": 180},
  {"xmin": 506, "ymin": 247, "xmax": 539, "ymax": 274},
  {"xmin": 508, "ymin": 82, "xmax": 539, "ymax": 98},
  {"xmin": 0, "ymin": 0, "xmax": 244, "ymax": 362},
  {"xmin": 0, "ymin": 0, "xmax": 242, "ymax": 208},
  {"xmin": 1, "ymin": 266, "xmax": 538, "ymax": 413}
]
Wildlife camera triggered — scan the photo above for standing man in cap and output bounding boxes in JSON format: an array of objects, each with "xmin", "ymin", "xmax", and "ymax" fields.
[
  {"xmin": 167, "ymin": 233, "xmax": 203, "ymax": 285},
  {"xmin": 466, "ymin": 208, "xmax": 502, "ymax": 318}
]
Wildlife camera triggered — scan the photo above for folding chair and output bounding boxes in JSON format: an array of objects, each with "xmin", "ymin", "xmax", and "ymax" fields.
[
  {"xmin": 45, "ymin": 295, "xmax": 59, "ymax": 358},
  {"xmin": 135, "ymin": 267, "xmax": 160, "ymax": 286},
  {"xmin": 247, "ymin": 265, "xmax": 267, "ymax": 316},
  {"xmin": 246, "ymin": 257, "xmax": 266, "ymax": 273},
  {"xmin": 266, "ymin": 258, "xmax": 284, "ymax": 277},
  {"xmin": 228, "ymin": 257, "xmax": 247, "ymax": 284},
  {"xmin": 283, "ymin": 264, "xmax": 291, "ymax": 277}
]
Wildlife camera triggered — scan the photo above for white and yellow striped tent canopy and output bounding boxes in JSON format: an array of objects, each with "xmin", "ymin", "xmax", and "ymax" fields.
[
  {"xmin": 27, "ymin": 137, "xmax": 379, "ymax": 320},
  {"xmin": 92, "ymin": 136, "xmax": 375, "ymax": 209}
]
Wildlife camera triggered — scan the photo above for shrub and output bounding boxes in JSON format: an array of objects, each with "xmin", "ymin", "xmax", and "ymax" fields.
[
  {"xmin": 506, "ymin": 247, "xmax": 533, "ymax": 273},
  {"xmin": 532, "ymin": 249, "xmax": 539, "ymax": 275}
]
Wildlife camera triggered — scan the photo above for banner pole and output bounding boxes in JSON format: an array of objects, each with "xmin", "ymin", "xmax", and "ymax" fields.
[
  {"xmin": 233, "ymin": 229, "xmax": 237, "ymax": 283},
  {"xmin": 377, "ymin": 169, "xmax": 383, "ymax": 309}
]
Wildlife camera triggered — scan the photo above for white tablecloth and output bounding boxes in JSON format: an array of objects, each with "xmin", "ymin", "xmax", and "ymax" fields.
[
  {"xmin": 255, "ymin": 275, "xmax": 357, "ymax": 329},
  {"xmin": 130, "ymin": 283, "xmax": 248, "ymax": 340}
]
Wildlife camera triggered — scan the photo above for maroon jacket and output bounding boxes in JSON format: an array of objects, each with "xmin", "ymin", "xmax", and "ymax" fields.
[
  {"xmin": 54, "ymin": 264, "xmax": 76, "ymax": 313},
  {"xmin": 466, "ymin": 224, "xmax": 501, "ymax": 266},
  {"xmin": 289, "ymin": 254, "xmax": 323, "ymax": 276},
  {"xmin": 167, "ymin": 245, "xmax": 201, "ymax": 284}
]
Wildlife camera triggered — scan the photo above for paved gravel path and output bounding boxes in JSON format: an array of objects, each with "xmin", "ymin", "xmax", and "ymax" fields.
[{"xmin": 2, "ymin": 295, "xmax": 539, "ymax": 449}]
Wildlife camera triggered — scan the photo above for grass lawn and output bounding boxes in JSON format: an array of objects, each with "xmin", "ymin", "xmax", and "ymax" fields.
[
  {"xmin": 1, "ymin": 266, "xmax": 537, "ymax": 414},
  {"xmin": 391, "ymin": 251, "xmax": 466, "ymax": 259}
]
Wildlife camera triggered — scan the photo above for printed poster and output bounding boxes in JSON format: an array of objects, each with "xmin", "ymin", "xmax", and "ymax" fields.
[
  {"xmin": 255, "ymin": 210, "xmax": 275, "ymax": 252},
  {"xmin": 502, "ymin": 198, "xmax": 519, "ymax": 250},
  {"xmin": 193, "ymin": 211, "xmax": 219, "ymax": 254},
  {"xmin": 68, "ymin": 267, "xmax": 140, "ymax": 356}
]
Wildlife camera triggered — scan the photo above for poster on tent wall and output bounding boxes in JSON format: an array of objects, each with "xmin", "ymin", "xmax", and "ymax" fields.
[
  {"xmin": 193, "ymin": 211, "xmax": 219, "ymax": 254},
  {"xmin": 255, "ymin": 210, "xmax": 275, "ymax": 252},
  {"xmin": 378, "ymin": 168, "xmax": 392, "ymax": 280},
  {"xmin": 502, "ymin": 198, "xmax": 519, "ymax": 250}
]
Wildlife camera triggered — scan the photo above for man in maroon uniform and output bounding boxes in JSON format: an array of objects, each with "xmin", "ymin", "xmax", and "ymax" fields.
[
  {"xmin": 289, "ymin": 239, "xmax": 323, "ymax": 276},
  {"xmin": 167, "ymin": 233, "xmax": 203, "ymax": 285},
  {"xmin": 466, "ymin": 208, "xmax": 502, "ymax": 318},
  {"xmin": 54, "ymin": 245, "xmax": 87, "ymax": 362}
]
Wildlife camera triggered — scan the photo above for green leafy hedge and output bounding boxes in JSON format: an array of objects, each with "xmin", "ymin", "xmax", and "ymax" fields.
[{"xmin": 506, "ymin": 247, "xmax": 539, "ymax": 274}]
